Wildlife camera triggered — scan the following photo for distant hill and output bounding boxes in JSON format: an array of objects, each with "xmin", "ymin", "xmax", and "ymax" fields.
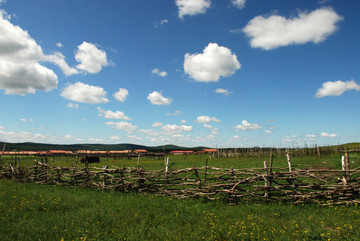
[{"xmin": 0, "ymin": 142, "xmax": 209, "ymax": 153}]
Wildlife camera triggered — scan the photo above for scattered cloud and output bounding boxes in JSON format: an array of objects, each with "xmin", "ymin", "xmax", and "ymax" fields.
[
  {"xmin": 231, "ymin": 0, "xmax": 246, "ymax": 9},
  {"xmin": 321, "ymin": 132, "xmax": 337, "ymax": 138},
  {"xmin": 215, "ymin": 88, "xmax": 233, "ymax": 96},
  {"xmin": 176, "ymin": 0, "xmax": 211, "ymax": 19},
  {"xmin": 88, "ymin": 137, "xmax": 105, "ymax": 143},
  {"xmin": 56, "ymin": 42, "xmax": 62, "ymax": 48},
  {"xmin": 265, "ymin": 130, "xmax": 272, "ymax": 134},
  {"xmin": 233, "ymin": 120, "xmax": 261, "ymax": 131},
  {"xmin": 184, "ymin": 43, "xmax": 241, "ymax": 82},
  {"xmin": 161, "ymin": 124, "xmax": 193, "ymax": 134},
  {"xmin": 75, "ymin": 41, "xmax": 109, "ymax": 74},
  {"xmin": 154, "ymin": 19, "xmax": 168, "ymax": 28},
  {"xmin": 105, "ymin": 121, "xmax": 138, "ymax": 133},
  {"xmin": 152, "ymin": 68, "xmax": 167, "ymax": 77},
  {"xmin": 152, "ymin": 121, "xmax": 163, "ymax": 127},
  {"xmin": 195, "ymin": 115, "xmax": 220, "ymax": 124},
  {"xmin": 97, "ymin": 107, "xmax": 131, "ymax": 120},
  {"xmin": 0, "ymin": 130, "xmax": 47, "ymax": 143},
  {"xmin": 180, "ymin": 120, "xmax": 187, "ymax": 124},
  {"xmin": 109, "ymin": 136, "xmax": 120, "ymax": 140},
  {"xmin": 67, "ymin": 102, "xmax": 79, "ymax": 109},
  {"xmin": 113, "ymin": 88, "xmax": 129, "ymax": 102},
  {"xmin": 44, "ymin": 52, "xmax": 79, "ymax": 76},
  {"xmin": 315, "ymin": 79, "xmax": 360, "ymax": 98},
  {"xmin": 166, "ymin": 110, "xmax": 182, "ymax": 116},
  {"xmin": 147, "ymin": 91, "xmax": 172, "ymax": 105},
  {"xmin": 243, "ymin": 7, "xmax": 343, "ymax": 50},
  {"xmin": 20, "ymin": 118, "xmax": 35, "ymax": 122},
  {"xmin": 60, "ymin": 82, "xmax": 109, "ymax": 104}
]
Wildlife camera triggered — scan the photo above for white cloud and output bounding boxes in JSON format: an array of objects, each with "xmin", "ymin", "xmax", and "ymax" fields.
[
  {"xmin": 180, "ymin": 120, "xmax": 187, "ymax": 124},
  {"xmin": 56, "ymin": 42, "xmax": 62, "ymax": 48},
  {"xmin": 105, "ymin": 121, "xmax": 138, "ymax": 133},
  {"xmin": 152, "ymin": 68, "xmax": 167, "ymax": 77},
  {"xmin": 97, "ymin": 107, "xmax": 131, "ymax": 120},
  {"xmin": 113, "ymin": 88, "xmax": 129, "ymax": 102},
  {"xmin": 161, "ymin": 124, "xmax": 193, "ymax": 134},
  {"xmin": 44, "ymin": 52, "xmax": 79, "ymax": 76},
  {"xmin": 243, "ymin": 7, "xmax": 343, "ymax": 50},
  {"xmin": 233, "ymin": 120, "xmax": 261, "ymax": 131},
  {"xmin": 176, "ymin": 0, "xmax": 211, "ymax": 19},
  {"xmin": 231, "ymin": 0, "xmax": 246, "ymax": 9},
  {"xmin": 0, "ymin": 130, "xmax": 46, "ymax": 143},
  {"xmin": 321, "ymin": 132, "xmax": 337, "ymax": 138},
  {"xmin": 109, "ymin": 136, "xmax": 120, "ymax": 140},
  {"xmin": 265, "ymin": 130, "xmax": 272, "ymax": 134},
  {"xmin": 315, "ymin": 79, "xmax": 360, "ymax": 98},
  {"xmin": 152, "ymin": 121, "xmax": 163, "ymax": 127},
  {"xmin": 154, "ymin": 19, "xmax": 169, "ymax": 28},
  {"xmin": 67, "ymin": 102, "xmax": 79, "ymax": 109},
  {"xmin": 20, "ymin": 118, "xmax": 34, "ymax": 122},
  {"xmin": 195, "ymin": 115, "xmax": 220, "ymax": 124},
  {"xmin": 166, "ymin": 110, "xmax": 182, "ymax": 116},
  {"xmin": 60, "ymin": 82, "xmax": 109, "ymax": 104},
  {"xmin": 75, "ymin": 41, "xmax": 109, "ymax": 73},
  {"xmin": 184, "ymin": 43, "xmax": 241, "ymax": 82},
  {"xmin": 147, "ymin": 91, "xmax": 172, "ymax": 105},
  {"xmin": 215, "ymin": 88, "xmax": 233, "ymax": 96},
  {"xmin": 88, "ymin": 138, "xmax": 104, "ymax": 143}
]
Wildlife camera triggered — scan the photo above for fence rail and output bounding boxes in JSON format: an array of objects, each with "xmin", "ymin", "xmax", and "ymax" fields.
[{"xmin": 1, "ymin": 156, "xmax": 360, "ymax": 205}]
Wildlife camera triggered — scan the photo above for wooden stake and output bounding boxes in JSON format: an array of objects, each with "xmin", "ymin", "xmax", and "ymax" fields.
[
  {"xmin": 137, "ymin": 154, "xmax": 141, "ymax": 169},
  {"xmin": 269, "ymin": 153, "xmax": 273, "ymax": 174},
  {"xmin": 286, "ymin": 153, "xmax": 292, "ymax": 172},
  {"xmin": 264, "ymin": 161, "xmax": 270, "ymax": 200},
  {"xmin": 165, "ymin": 157, "xmax": 170, "ymax": 173}
]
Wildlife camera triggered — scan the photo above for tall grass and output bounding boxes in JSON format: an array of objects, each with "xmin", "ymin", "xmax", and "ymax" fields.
[{"xmin": 1, "ymin": 179, "xmax": 360, "ymax": 240}]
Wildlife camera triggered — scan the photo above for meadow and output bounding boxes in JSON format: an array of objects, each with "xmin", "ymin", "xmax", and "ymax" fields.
[{"xmin": 1, "ymin": 152, "xmax": 360, "ymax": 240}]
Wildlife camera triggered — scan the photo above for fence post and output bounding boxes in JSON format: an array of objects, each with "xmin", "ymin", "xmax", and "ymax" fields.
[
  {"xmin": 204, "ymin": 158, "xmax": 208, "ymax": 184},
  {"xmin": 269, "ymin": 153, "xmax": 273, "ymax": 174},
  {"xmin": 102, "ymin": 165, "xmax": 108, "ymax": 190},
  {"xmin": 341, "ymin": 155, "xmax": 350, "ymax": 184},
  {"xmin": 165, "ymin": 157, "xmax": 170, "ymax": 173},
  {"xmin": 137, "ymin": 154, "xmax": 141, "ymax": 169},
  {"xmin": 264, "ymin": 161, "xmax": 270, "ymax": 201},
  {"xmin": 286, "ymin": 153, "xmax": 292, "ymax": 172},
  {"xmin": 345, "ymin": 152, "xmax": 350, "ymax": 182}
]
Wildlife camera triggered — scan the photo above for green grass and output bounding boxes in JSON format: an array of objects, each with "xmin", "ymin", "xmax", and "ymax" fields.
[
  {"xmin": 0, "ymin": 179, "xmax": 360, "ymax": 240},
  {"xmin": 2, "ymin": 152, "xmax": 359, "ymax": 171}
]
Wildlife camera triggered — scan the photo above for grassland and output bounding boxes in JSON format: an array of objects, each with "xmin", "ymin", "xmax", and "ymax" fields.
[{"xmin": 1, "ymin": 153, "xmax": 360, "ymax": 240}]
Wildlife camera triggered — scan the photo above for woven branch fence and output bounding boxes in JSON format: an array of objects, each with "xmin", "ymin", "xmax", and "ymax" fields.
[{"xmin": 1, "ymin": 154, "xmax": 360, "ymax": 205}]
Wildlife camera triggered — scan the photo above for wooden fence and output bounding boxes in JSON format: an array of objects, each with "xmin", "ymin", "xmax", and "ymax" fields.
[{"xmin": 1, "ymin": 154, "xmax": 360, "ymax": 205}]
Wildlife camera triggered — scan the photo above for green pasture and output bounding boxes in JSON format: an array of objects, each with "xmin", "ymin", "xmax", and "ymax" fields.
[
  {"xmin": 1, "ymin": 152, "xmax": 359, "ymax": 171},
  {"xmin": 0, "ymin": 179, "xmax": 359, "ymax": 241}
]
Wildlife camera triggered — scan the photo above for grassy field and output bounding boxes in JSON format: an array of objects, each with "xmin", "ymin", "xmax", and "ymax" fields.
[
  {"xmin": 0, "ymin": 179, "xmax": 359, "ymax": 241},
  {"xmin": 2, "ymin": 152, "xmax": 359, "ymax": 170},
  {"xmin": 1, "ymin": 153, "xmax": 360, "ymax": 240}
]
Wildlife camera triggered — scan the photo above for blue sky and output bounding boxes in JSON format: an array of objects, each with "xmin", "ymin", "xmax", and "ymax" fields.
[{"xmin": 0, "ymin": 0, "xmax": 359, "ymax": 148}]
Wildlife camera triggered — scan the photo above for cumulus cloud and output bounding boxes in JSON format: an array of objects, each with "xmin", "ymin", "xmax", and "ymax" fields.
[
  {"xmin": 60, "ymin": 82, "xmax": 109, "ymax": 104},
  {"xmin": 243, "ymin": 7, "xmax": 343, "ymax": 50},
  {"xmin": 0, "ymin": 11, "xmax": 92, "ymax": 95},
  {"xmin": 215, "ymin": 88, "xmax": 233, "ymax": 96},
  {"xmin": 44, "ymin": 52, "xmax": 79, "ymax": 76},
  {"xmin": 166, "ymin": 110, "xmax": 182, "ymax": 116},
  {"xmin": 315, "ymin": 79, "xmax": 360, "ymax": 98},
  {"xmin": 196, "ymin": 115, "xmax": 220, "ymax": 124},
  {"xmin": 109, "ymin": 136, "xmax": 120, "ymax": 140},
  {"xmin": 184, "ymin": 43, "xmax": 241, "ymax": 82},
  {"xmin": 97, "ymin": 107, "xmax": 131, "ymax": 120},
  {"xmin": 113, "ymin": 88, "xmax": 128, "ymax": 102},
  {"xmin": 147, "ymin": 91, "xmax": 172, "ymax": 105},
  {"xmin": 152, "ymin": 121, "xmax": 163, "ymax": 127},
  {"xmin": 161, "ymin": 124, "xmax": 193, "ymax": 134},
  {"xmin": 105, "ymin": 121, "xmax": 138, "ymax": 133},
  {"xmin": 0, "ymin": 10, "xmax": 58, "ymax": 95},
  {"xmin": 152, "ymin": 68, "xmax": 167, "ymax": 77},
  {"xmin": 0, "ymin": 130, "xmax": 47, "ymax": 143},
  {"xmin": 56, "ymin": 42, "xmax": 62, "ymax": 48},
  {"xmin": 231, "ymin": 0, "xmax": 246, "ymax": 9},
  {"xmin": 233, "ymin": 120, "xmax": 261, "ymax": 131},
  {"xmin": 20, "ymin": 118, "xmax": 34, "ymax": 122},
  {"xmin": 176, "ymin": 0, "xmax": 211, "ymax": 19},
  {"xmin": 321, "ymin": 132, "xmax": 337, "ymax": 138},
  {"xmin": 67, "ymin": 102, "xmax": 79, "ymax": 109},
  {"xmin": 75, "ymin": 41, "xmax": 109, "ymax": 74},
  {"xmin": 154, "ymin": 19, "xmax": 169, "ymax": 28}
]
